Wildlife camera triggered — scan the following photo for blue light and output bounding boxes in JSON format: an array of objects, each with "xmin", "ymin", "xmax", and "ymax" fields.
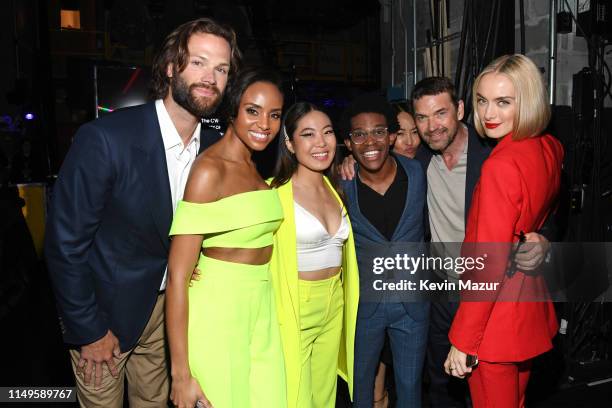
[
  {"xmin": 323, "ymin": 99, "xmax": 334, "ymax": 107},
  {"xmin": 24, "ymin": 113, "xmax": 35, "ymax": 120}
]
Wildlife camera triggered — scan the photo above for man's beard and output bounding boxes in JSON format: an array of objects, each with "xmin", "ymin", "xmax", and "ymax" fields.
[
  {"xmin": 170, "ymin": 74, "xmax": 221, "ymax": 118},
  {"xmin": 426, "ymin": 127, "xmax": 455, "ymax": 152}
]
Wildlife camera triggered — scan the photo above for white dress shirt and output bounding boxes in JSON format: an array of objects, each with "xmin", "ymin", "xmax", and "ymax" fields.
[{"xmin": 155, "ymin": 99, "xmax": 201, "ymax": 290}]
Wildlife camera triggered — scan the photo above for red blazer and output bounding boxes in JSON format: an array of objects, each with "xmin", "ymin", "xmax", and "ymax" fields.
[{"xmin": 449, "ymin": 133, "xmax": 563, "ymax": 363}]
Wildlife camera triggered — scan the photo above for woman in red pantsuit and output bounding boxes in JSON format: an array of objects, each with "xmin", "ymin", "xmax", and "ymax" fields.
[{"xmin": 444, "ymin": 54, "xmax": 563, "ymax": 408}]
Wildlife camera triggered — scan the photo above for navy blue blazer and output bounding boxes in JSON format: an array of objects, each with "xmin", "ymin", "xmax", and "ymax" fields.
[
  {"xmin": 341, "ymin": 154, "xmax": 429, "ymax": 320},
  {"xmin": 45, "ymin": 102, "xmax": 221, "ymax": 351},
  {"xmin": 414, "ymin": 124, "xmax": 492, "ymax": 240}
]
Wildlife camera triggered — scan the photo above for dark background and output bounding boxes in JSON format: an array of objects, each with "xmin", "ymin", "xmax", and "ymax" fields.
[{"xmin": 1, "ymin": 0, "xmax": 611, "ymax": 406}]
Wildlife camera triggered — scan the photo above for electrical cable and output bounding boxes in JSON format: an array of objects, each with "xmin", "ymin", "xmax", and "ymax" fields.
[
  {"xmin": 428, "ymin": 0, "xmax": 435, "ymax": 74},
  {"xmin": 439, "ymin": 0, "xmax": 445, "ymax": 75},
  {"xmin": 454, "ymin": 0, "xmax": 510, "ymax": 119},
  {"xmin": 519, "ymin": 0, "xmax": 526, "ymax": 54},
  {"xmin": 481, "ymin": 0, "xmax": 497, "ymax": 67},
  {"xmin": 454, "ymin": 0, "xmax": 469, "ymax": 97},
  {"xmin": 490, "ymin": 0, "xmax": 503, "ymax": 60},
  {"xmin": 562, "ymin": 0, "xmax": 612, "ymax": 100},
  {"xmin": 471, "ymin": 0, "xmax": 478, "ymax": 78}
]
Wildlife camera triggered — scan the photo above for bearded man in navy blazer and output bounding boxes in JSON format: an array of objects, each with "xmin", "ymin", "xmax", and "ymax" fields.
[{"xmin": 45, "ymin": 18, "xmax": 241, "ymax": 407}]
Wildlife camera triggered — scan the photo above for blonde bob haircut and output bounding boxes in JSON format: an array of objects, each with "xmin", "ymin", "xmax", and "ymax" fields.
[{"xmin": 472, "ymin": 54, "xmax": 551, "ymax": 140}]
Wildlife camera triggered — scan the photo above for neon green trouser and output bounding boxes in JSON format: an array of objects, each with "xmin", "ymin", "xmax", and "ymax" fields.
[
  {"xmin": 188, "ymin": 255, "xmax": 287, "ymax": 408},
  {"xmin": 297, "ymin": 273, "xmax": 344, "ymax": 408}
]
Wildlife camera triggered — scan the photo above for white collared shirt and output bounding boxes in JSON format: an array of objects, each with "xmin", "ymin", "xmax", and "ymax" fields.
[{"xmin": 155, "ymin": 99, "xmax": 201, "ymax": 290}]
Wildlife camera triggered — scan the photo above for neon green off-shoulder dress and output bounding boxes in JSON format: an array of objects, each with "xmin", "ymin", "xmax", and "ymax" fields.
[{"xmin": 170, "ymin": 189, "xmax": 287, "ymax": 407}]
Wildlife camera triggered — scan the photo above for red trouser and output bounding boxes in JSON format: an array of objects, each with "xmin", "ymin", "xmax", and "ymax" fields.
[{"xmin": 467, "ymin": 360, "xmax": 532, "ymax": 408}]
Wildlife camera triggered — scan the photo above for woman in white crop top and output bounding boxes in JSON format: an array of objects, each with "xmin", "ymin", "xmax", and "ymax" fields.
[{"xmin": 269, "ymin": 102, "xmax": 360, "ymax": 407}]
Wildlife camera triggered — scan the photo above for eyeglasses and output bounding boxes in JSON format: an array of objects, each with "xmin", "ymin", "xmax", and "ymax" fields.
[{"xmin": 348, "ymin": 127, "xmax": 389, "ymax": 144}]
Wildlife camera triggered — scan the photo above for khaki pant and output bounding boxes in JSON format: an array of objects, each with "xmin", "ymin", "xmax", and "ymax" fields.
[{"xmin": 69, "ymin": 293, "xmax": 169, "ymax": 408}]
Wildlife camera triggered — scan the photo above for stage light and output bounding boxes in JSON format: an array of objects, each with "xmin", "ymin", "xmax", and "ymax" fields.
[
  {"xmin": 97, "ymin": 106, "xmax": 114, "ymax": 113},
  {"xmin": 24, "ymin": 113, "xmax": 35, "ymax": 120}
]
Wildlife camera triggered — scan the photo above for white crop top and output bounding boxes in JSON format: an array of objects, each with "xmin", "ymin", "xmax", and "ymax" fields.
[{"xmin": 294, "ymin": 200, "xmax": 349, "ymax": 272}]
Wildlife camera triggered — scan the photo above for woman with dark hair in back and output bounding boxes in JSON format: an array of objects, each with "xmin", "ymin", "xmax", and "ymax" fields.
[
  {"xmin": 166, "ymin": 67, "xmax": 287, "ymax": 408},
  {"xmin": 270, "ymin": 102, "xmax": 360, "ymax": 407},
  {"xmin": 392, "ymin": 103, "xmax": 422, "ymax": 159}
]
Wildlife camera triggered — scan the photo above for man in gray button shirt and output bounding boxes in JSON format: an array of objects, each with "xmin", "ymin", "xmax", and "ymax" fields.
[{"xmin": 412, "ymin": 77, "xmax": 550, "ymax": 407}]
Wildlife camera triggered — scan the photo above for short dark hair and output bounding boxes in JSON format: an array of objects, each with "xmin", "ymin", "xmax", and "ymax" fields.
[
  {"xmin": 222, "ymin": 67, "xmax": 283, "ymax": 123},
  {"xmin": 150, "ymin": 17, "xmax": 241, "ymax": 99},
  {"xmin": 411, "ymin": 76, "xmax": 459, "ymax": 108},
  {"xmin": 339, "ymin": 93, "xmax": 399, "ymax": 138}
]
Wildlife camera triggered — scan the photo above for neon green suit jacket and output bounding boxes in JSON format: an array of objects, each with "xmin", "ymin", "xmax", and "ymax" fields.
[{"xmin": 269, "ymin": 177, "xmax": 359, "ymax": 406}]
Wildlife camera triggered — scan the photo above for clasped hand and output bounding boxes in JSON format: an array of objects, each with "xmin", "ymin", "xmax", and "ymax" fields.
[{"xmin": 513, "ymin": 232, "xmax": 550, "ymax": 271}]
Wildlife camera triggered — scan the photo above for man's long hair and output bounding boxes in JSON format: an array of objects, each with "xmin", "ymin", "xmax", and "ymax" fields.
[{"xmin": 149, "ymin": 18, "xmax": 241, "ymax": 100}]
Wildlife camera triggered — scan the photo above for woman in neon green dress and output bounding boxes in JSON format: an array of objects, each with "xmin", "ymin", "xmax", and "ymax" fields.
[
  {"xmin": 269, "ymin": 102, "xmax": 359, "ymax": 407},
  {"xmin": 166, "ymin": 68, "xmax": 287, "ymax": 408}
]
